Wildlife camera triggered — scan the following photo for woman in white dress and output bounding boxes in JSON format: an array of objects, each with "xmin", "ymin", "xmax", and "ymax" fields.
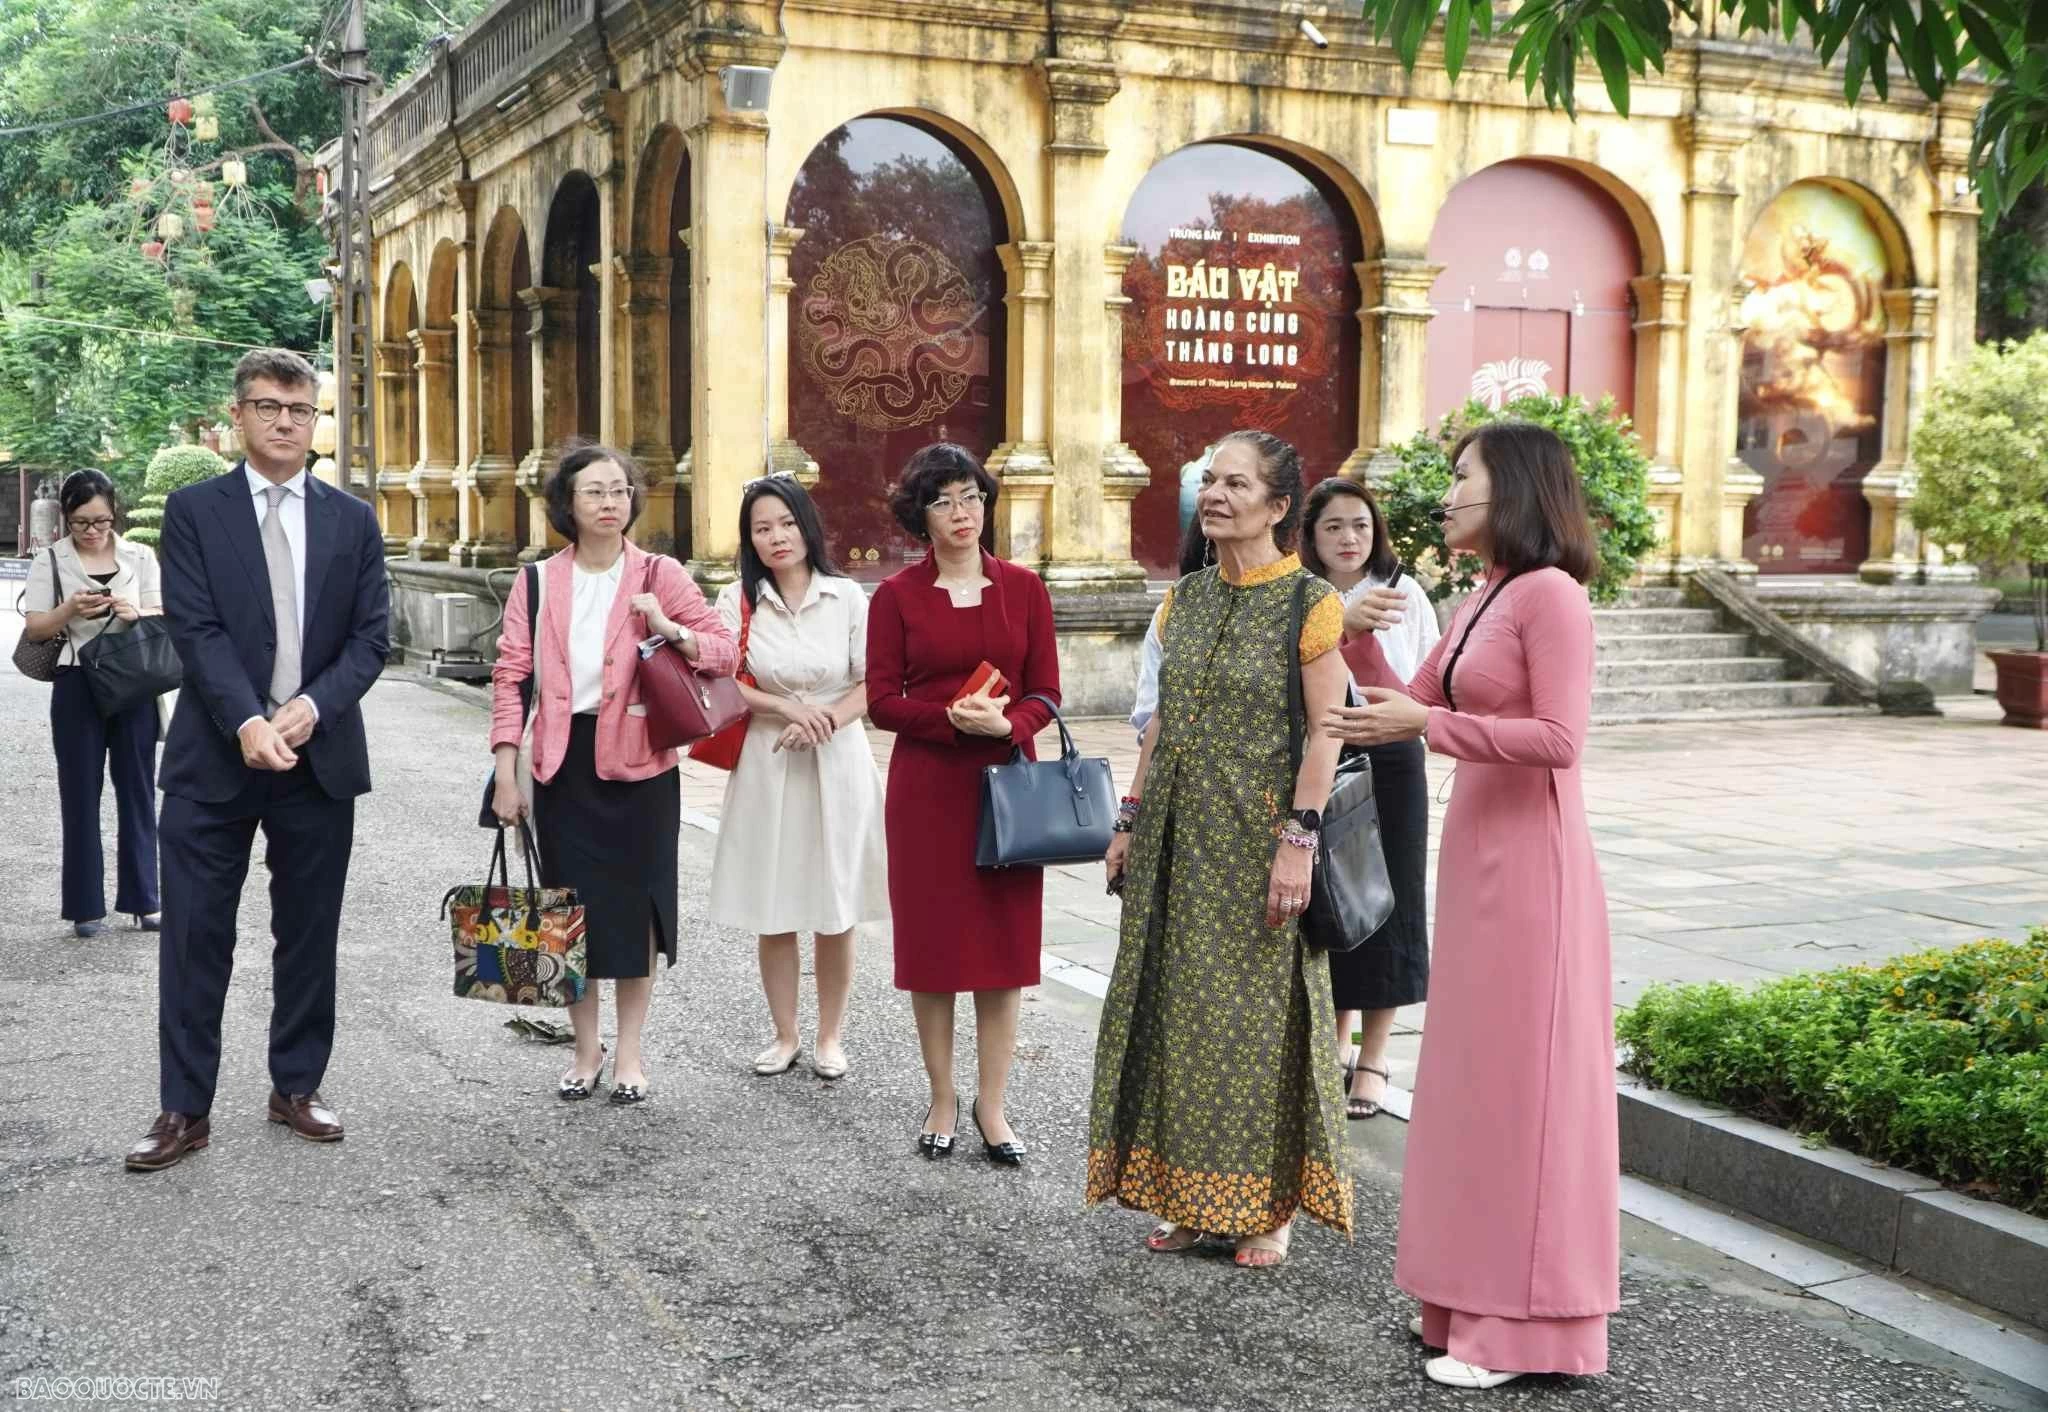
[{"xmin": 708, "ymin": 476, "xmax": 888, "ymax": 1081}]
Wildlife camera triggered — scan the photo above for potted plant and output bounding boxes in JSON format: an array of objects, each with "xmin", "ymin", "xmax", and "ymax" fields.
[{"xmin": 1911, "ymin": 332, "xmax": 2048, "ymax": 728}]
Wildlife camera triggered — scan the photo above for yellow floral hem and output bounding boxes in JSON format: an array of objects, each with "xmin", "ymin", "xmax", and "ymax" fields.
[{"xmin": 1085, "ymin": 1145, "xmax": 1355, "ymax": 1238}]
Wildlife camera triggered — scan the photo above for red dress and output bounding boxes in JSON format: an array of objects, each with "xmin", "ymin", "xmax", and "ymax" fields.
[{"xmin": 866, "ymin": 551, "xmax": 1061, "ymax": 992}]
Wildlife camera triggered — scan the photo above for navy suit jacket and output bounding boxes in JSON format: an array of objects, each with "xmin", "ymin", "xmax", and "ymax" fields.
[{"xmin": 158, "ymin": 467, "xmax": 391, "ymax": 804}]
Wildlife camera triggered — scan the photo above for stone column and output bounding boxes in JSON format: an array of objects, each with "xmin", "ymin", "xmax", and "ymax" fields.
[
  {"xmin": 408, "ymin": 326, "xmax": 460, "ymax": 559},
  {"xmin": 517, "ymin": 285, "xmax": 580, "ymax": 559},
  {"xmin": 1630, "ymin": 272, "xmax": 1692, "ymax": 579},
  {"xmin": 1038, "ymin": 48, "xmax": 1140, "ymax": 588},
  {"xmin": 455, "ymin": 306, "xmax": 519, "ymax": 566},
  {"xmin": 1676, "ymin": 116, "xmax": 1758, "ymax": 570},
  {"xmin": 988, "ymin": 240, "xmax": 1058, "ymax": 569},
  {"xmin": 1861, "ymin": 287, "xmax": 1940, "ymax": 583},
  {"xmin": 1927, "ymin": 105, "xmax": 1982, "ymax": 381},
  {"xmin": 374, "ymin": 339, "xmax": 417, "ymax": 554},
  {"xmin": 1362, "ymin": 257, "xmax": 1444, "ymax": 474},
  {"xmin": 1340, "ymin": 258, "xmax": 1385, "ymax": 482},
  {"xmin": 617, "ymin": 253, "xmax": 679, "ymax": 554},
  {"xmin": 1095, "ymin": 243, "xmax": 1148, "ymax": 580},
  {"xmin": 765, "ymin": 226, "xmax": 819, "ymax": 480}
]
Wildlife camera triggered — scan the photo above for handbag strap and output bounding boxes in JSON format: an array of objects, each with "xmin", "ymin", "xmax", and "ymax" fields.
[
  {"xmin": 736, "ymin": 588, "xmax": 753, "ymax": 673},
  {"xmin": 1286, "ymin": 575, "xmax": 1308, "ymax": 776},
  {"xmin": 1019, "ymin": 691, "xmax": 1076, "ymax": 761},
  {"xmin": 1440, "ymin": 571, "xmax": 1524, "ymax": 713},
  {"xmin": 516, "ymin": 563, "xmax": 541, "ymax": 726}
]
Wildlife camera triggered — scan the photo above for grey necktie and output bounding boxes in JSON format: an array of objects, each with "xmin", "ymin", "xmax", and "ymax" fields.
[{"xmin": 261, "ymin": 485, "xmax": 301, "ymax": 712}]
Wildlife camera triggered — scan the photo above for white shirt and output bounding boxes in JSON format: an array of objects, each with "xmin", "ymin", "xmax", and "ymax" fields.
[
  {"xmin": 239, "ymin": 463, "xmax": 315, "ymax": 733},
  {"xmin": 245, "ymin": 462, "xmax": 308, "ymax": 645},
  {"xmin": 568, "ymin": 557, "xmax": 625, "ymax": 714},
  {"xmin": 1344, "ymin": 571, "xmax": 1442, "ymax": 685}
]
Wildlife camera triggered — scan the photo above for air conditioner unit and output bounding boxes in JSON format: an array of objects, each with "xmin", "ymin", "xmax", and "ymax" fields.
[{"xmin": 426, "ymin": 591, "xmax": 493, "ymax": 681}]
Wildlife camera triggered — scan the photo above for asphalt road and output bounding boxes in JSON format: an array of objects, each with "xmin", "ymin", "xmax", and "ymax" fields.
[{"xmin": 0, "ymin": 654, "xmax": 2040, "ymax": 1411}]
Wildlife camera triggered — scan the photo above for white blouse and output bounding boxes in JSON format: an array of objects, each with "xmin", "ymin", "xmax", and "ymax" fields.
[
  {"xmin": 1346, "ymin": 571, "xmax": 1442, "ymax": 685},
  {"xmin": 568, "ymin": 557, "xmax": 625, "ymax": 715}
]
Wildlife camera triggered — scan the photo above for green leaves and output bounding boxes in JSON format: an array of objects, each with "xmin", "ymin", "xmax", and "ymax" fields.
[{"xmin": 1354, "ymin": 1, "xmax": 2048, "ymax": 221}]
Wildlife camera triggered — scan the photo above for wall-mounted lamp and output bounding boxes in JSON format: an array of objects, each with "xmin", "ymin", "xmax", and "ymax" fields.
[
  {"xmin": 1298, "ymin": 17, "xmax": 1330, "ymax": 48},
  {"xmin": 720, "ymin": 65, "xmax": 774, "ymax": 113}
]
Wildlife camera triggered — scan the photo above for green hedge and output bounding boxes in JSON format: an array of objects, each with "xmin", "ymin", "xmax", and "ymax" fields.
[
  {"xmin": 144, "ymin": 444, "xmax": 228, "ymax": 496},
  {"xmin": 1617, "ymin": 929, "xmax": 2048, "ymax": 1215}
]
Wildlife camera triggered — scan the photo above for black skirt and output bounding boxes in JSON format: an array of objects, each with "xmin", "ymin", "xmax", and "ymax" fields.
[
  {"xmin": 1328, "ymin": 738, "xmax": 1430, "ymax": 1011},
  {"xmin": 533, "ymin": 714, "xmax": 679, "ymax": 980}
]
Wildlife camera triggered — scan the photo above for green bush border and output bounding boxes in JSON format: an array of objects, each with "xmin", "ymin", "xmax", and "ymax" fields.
[{"xmin": 1617, "ymin": 928, "xmax": 2048, "ymax": 1216}]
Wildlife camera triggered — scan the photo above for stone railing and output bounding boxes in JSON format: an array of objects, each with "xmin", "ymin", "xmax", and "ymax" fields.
[{"xmin": 1690, "ymin": 567, "xmax": 1938, "ymax": 716}]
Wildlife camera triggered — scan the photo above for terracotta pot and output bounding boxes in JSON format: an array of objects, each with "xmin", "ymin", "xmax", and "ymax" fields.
[{"xmin": 1987, "ymin": 649, "xmax": 2048, "ymax": 729}]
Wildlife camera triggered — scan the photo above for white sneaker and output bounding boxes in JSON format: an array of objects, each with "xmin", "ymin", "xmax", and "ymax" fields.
[{"xmin": 1426, "ymin": 1356, "xmax": 1522, "ymax": 1390}]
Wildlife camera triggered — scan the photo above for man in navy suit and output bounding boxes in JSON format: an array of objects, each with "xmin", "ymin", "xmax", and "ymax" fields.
[{"xmin": 126, "ymin": 349, "xmax": 390, "ymax": 1172}]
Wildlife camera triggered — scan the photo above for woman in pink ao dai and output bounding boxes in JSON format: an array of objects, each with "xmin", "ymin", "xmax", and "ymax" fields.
[{"xmin": 1331, "ymin": 420, "xmax": 1617, "ymax": 1391}]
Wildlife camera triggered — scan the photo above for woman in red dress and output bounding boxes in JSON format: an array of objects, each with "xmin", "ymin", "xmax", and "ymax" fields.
[{"xmin": 866, "ymin": 444, "xmax": 1061, "ymax": 1165}]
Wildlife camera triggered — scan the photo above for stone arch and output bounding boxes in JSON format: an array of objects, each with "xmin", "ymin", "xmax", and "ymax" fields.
[
  {"xmin": 468, "ymin": 206, "xmax": 534, "ymax": 559},
  {"xmin": 409, "ymin": 239, "xmax": 464, "ymax": 558},
  {"xmin": 538, "ymin": 170, "xmax": 603, "ymax": 447},
  {"xmin": 377, "ymin": 262, "xmax": 420, "ymax": 483},
  {"xmin": 1114, "ymin": 138, "xmax": 1370, "ymax": 575},
  {"xmin": 478, "ymin": 205, "xmax": 530, "ymax": 311},
  {"xmin": 1735, "ymin": 177, "xmax": 1905, "ymax": 575},
  {"xmin": 781, "ymin": 114, "xmax": 1013, "ymax": 578},
  {"xmin": 630, "ymin": 124, "xmax": 687, "ymax": 258},
  {"xmin": 773, "ymin": 106, "xmax": 1026, "ymax": 245},
  {"xmin": 622, "ymin": 123, "xmax": 690, "ymax": 554},
  {"xmin": 1423, "ymin": 158, "xmax": 1646, "ymax": 424}
]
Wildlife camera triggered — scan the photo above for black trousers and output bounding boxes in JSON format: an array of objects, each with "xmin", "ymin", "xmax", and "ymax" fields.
[
  {"xmin": 156, "ymin": 765, "xmax": 355, "ymax": 1116},
  {"xmin": 50, "ymin": 668, "xmax": 159, "ymax": 922}
]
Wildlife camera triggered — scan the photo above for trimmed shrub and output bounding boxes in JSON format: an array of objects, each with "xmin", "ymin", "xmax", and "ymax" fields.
[
  {"xmin": 1617, "ymin": 929, "xmax": 2048, "ymax": 1214},
  {"xmin": 127, "ymin": 444, "xmax": 229, "ymax": 547},
  {"xmin": 1375, "ymin": 393, "xmax": 1660, "ymax": 605}
]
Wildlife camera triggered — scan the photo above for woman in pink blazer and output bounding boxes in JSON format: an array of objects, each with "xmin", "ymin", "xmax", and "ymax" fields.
[
  {"xmin": 489, "ymin": 443, "xmax": 737, "ymax": 1105},
  {"xmin": 1329, "ymin": 421, "xmax": 1615, "ymax": 1390}
]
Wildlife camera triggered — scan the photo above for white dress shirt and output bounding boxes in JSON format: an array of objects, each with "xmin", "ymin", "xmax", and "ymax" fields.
[
  {"xmin": 239, "ymin": 463, "xmax": 315, "ymax": 734},
  {"xmin": 1344, "ymin": 571, "xmax": 1442, "ymax": 685},
  {"xmin": 568, "ymin": 557, "xmax": 625, "ymax": 715}
]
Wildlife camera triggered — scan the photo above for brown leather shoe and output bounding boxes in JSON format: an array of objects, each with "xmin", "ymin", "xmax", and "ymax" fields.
[
  {"xmin": 266, "ymin": 1090, "xmax": 344, "ymax": 1143},
  {"xmin": 124, "ymin": 1112, "xmax": 210, "ymax": 1172}
]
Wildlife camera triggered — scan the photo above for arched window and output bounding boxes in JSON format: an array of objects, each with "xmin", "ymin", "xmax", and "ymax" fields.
[
  {"xmin": 786, "ymin": 117, "xmax": 1008, "ymax": 579},
  {"xmin": 1118, "ymin": 143, "xmax": 1362, "ymax": 577}
]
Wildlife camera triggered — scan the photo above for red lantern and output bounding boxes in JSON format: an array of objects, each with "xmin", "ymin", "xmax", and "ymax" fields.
[
  {"xmin": 166, "ymin": 97, "xmax": 193, "ymax": 126},
  {"xmin": 141, "ymin": 240, "xmax": 167, "ymax": 262},
  {"xmin": 127, "ymin": 177, "xmax": 151, "ymax": 201},
  {"xmin": 194, "ymin": 206, "xmax": 216, "ymax": 233},
  {"xmin": 191, "ymin": 181, "xmax": 213, "ymax": 205}
]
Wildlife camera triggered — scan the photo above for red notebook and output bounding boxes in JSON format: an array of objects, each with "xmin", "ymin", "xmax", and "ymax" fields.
[{"xmin": 950, "ymin": 660, "xmax": 1007, "ymax": 705}]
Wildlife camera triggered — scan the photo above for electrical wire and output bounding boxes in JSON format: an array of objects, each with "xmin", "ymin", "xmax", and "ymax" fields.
[
  {"xmin": 3, "ymin": 311, "xmax": 282, "ymax": 352},
  {"xmin": 0, "ymin": 56, "xmax": 317, "ymax": 139}
]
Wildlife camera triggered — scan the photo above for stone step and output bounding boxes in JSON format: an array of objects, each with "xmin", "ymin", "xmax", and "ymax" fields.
[
  {"xmin": 1608, "ymin": 586, "xmax": 1690, "ymax": 609},
  {"xmin": 1596, "ymin": 656, "xmax": 1791, "ymax": 687},
  {"xmin": 1597, "ymin": 631, "xmax": 1754, "ymax": 662},
  {"xmin": 1591, "ymin": 680, "xmax": 1838, "ymax": 715},
  {"xmin": 1593, "ymin": 703, "xmax": 1877, "ymax": 727},
  {"xmin": 1591, "ymin": 607, "xmax": 1726, "ymax": 635}
]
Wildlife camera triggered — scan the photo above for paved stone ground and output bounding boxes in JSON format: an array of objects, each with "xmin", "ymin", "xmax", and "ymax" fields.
[{"xmin": 2, "ymin": 611, "xmax": 2044, "ymax": 1411}]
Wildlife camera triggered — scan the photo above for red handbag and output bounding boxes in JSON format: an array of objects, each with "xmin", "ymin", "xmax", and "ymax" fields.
[
  {"xmin": 636, "ymin": 561, "xmax": 747, "ymax": 751},
  {"xmin": 687, "ymin": 592, "xmax": 753, "ymax": 770}
]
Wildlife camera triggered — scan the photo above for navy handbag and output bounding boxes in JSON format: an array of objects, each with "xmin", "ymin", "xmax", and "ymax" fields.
[{"xmin": 974, "ymin": 694, "xmax": 1115, "ymax": 869}]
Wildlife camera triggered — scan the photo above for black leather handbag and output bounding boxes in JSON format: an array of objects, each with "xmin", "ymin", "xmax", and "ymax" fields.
[
  {"xmin": 1287, "ymin": 577, "xmax": 1397, "ymax": 953},
  {"xmin": 975, "ymin": 693, "xmax": 1116, "ymax": 869},
  {"xmin": 78, "ymin": 612, "xmax": 183, "ymax": 719}
]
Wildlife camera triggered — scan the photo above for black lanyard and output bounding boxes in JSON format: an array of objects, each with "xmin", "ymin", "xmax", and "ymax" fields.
[{"xmin": 1440, "ymin": 571, "xmax": 1523, "ymax": 713}]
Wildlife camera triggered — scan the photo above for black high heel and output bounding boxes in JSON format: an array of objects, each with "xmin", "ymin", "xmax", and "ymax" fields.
[
  {"xmin": 971, "ymin": 1098, "xmax": 1026, "ymax": 1167},
  {"xmin": 917, "ymin": 1098, "xmax": 958, "ymax": 1160},
  {"xmin": 133, "ymin": 914, "xmax": 160, "ymax": 932}
]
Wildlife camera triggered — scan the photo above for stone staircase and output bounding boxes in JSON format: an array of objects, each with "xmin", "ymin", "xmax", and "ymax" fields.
[{"xmin": 1592, "ymin": 587, "xmax": 1868, "ymax": 724}]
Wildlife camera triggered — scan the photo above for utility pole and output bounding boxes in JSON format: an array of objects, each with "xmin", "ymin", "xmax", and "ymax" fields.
[{"xmin": 330, "ymin": 0, "xmax": 375, "ymax": 502}]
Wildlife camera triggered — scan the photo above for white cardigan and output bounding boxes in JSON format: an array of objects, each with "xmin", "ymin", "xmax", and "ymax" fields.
[{"xmin": 21, "ymin": 534, "xmax": 164, "ymax": 666}]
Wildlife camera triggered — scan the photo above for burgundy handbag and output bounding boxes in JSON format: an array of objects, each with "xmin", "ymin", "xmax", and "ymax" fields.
[{"xmin": 635, "ymin": 560, "xmax": 745, "ymax": 751}]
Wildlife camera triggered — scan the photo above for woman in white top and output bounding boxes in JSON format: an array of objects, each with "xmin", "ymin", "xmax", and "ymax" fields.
[
  {"xmin": 1129, "ymin": 515, "xmax": 1221, "ymax": 742},
  {"xmin": 708, "ymin": 476, "xmax": 888, "ymax": 1082},
  {"xmin": 1300, "ymin": 476, "xmax": 1440, "ymax": 1120},
  {"xmin": 20, "ymin": 469, "xmax": 166, "ymax": 937}
]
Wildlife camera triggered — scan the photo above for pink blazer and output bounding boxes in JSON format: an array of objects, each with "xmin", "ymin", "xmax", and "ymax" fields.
[{"xmin": 490, "ymin": 540, "xmax": 738, "ymax": 783}]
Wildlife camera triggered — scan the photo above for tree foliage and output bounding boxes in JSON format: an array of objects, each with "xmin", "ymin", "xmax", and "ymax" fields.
[
  {"xmin": 1908, "ymin": 332, "xmax": 2048, "ymax": 650},
  {"xmin": 1359, "ymin": 1, "xmax": 2048, "ymax": 219}
]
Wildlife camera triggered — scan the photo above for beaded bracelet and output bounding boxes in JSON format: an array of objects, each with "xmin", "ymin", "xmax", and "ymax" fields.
[{"xmin": 1279, "ymin": 822, "xmax": 1320, "ymax": 851}]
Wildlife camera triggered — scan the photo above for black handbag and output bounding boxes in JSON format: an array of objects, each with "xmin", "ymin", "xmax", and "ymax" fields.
[
  {"xmin": 78, "ymin": 613, "xmax": 183, "ymax": 719},
  {"xmin": 975, "ymin": 693, "xmax": 1116, "ymax": 869},
  {"xmin": 1287, "ymin": 577, "xmax": 1397, "ymax": 952}
]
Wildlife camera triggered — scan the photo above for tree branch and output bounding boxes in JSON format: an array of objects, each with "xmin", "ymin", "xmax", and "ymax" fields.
[{"xmin": 245, "ymin": 96, "xmax": 315, "ymax": 205}]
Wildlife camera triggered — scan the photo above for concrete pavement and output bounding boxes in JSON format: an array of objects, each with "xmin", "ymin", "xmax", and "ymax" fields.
[{"xmin": 2, "ymin": 611, "xmax": 2044, "ymax": 1410}]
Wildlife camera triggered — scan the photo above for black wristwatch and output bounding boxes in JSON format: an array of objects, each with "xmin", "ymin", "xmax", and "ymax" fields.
[{"xmin": 1288, "ymin": 808, "xmax": 1322, "ymax": 832}]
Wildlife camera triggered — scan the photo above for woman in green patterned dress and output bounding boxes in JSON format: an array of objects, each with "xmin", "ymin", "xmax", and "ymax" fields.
[{"xmin": 1088, "ymin": 431, "xmax": 1354, "ymax": 1268}]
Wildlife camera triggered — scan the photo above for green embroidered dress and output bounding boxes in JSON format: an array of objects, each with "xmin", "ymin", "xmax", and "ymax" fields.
[{"xmin": 1086, "ymin": 553, "xmax": 1354, "ymax": 1237}]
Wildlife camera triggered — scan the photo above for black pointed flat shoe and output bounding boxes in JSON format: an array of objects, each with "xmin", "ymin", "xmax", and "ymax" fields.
[
  {"xmin": 971, "ymin": 1098, "xmax": 1026, "ymax": 1167},
  {"xmin": 918, "ymin": 1099, "xmax": 958, "ymax": 1160}
]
